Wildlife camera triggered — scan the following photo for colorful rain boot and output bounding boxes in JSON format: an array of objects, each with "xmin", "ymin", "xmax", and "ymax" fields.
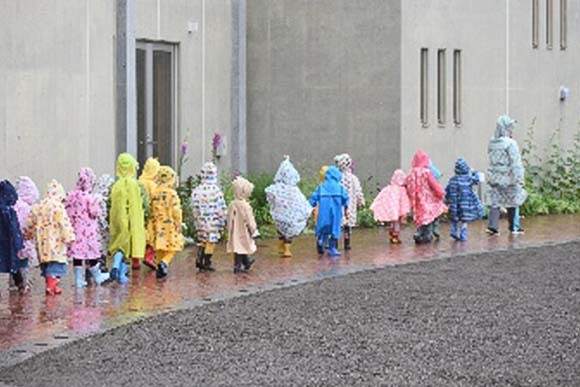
[
  {"xmin": 203, "ymin": 243, "xmax": 216, "ymax": 272},
  {"xmin": 110, "ymin": 251, "xmax": 123, "ymax": 281},
  {"xmin": 118, "ymin": 260, "xmax": 130, "ymax": 284},
  {"xmin": 233, "ymin": 254, "xmax": 243, "ymax": 274},
  {"xmin": 390, "ymin": 232, "xmax": 401, "ymax": 245},
  {"xmin": 143, "ymin": 246, "xmax": 157, "ymax": 270},
  {"xmin": 45, "ymin": 276, "xmax": 62, "ymax": 296},
  {"xmin": 282, "ymin": 243, "xmax": 292, "ymax": 258},
  {"xmin": 450, "ymin": 222, "xmax": 460, "ymax": 241},
  {"xmin": 242, "ymin": 255, "xmax": 255, "ymax": 271},
  {"xmin": 276, "ymin": 239, "xmax": 285, "ymax": 256},
  {"xmin": 89, "ymin": 264, "xmax": 110, "ymax": 285},
  {"xmin": 328, "ymin": 238, "xmax": 341, "ymax": 257},
  {"xmin": 156, "ymin": 261, "xmax": 168, "ymax": 279},
  {"xmin": 74, "ymin": 266, "xmax": 88, "ymax": 288},
  {"xmin": 131, "ymin": 258, "xmax": 141, "ymax": 270},
  {"xmin": 459, "ymin": 225, "xmax": 468, "ymax": 241}
]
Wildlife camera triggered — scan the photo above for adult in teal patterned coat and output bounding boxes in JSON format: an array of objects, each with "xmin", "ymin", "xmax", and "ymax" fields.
[
  {"xmin": 486, "ymin": 115, "xmax": 527, "ymax": 234},
  {"xmin": 445, "ymin": 158, "xmax": 485, "ymax": 241},
  {"xmin": 310, "ymin": 166, "xmax": 349, "ymax": 257}
]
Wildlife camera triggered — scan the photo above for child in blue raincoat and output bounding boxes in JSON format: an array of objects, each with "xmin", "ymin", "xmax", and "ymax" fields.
[
  {"xmin": 310, "ymin": 166, "xmax": 349, "ymax": 256},
  {"xmin": 445, "ymin": 158, "xmax": 485, "ymax": 241},
  {"xmin": 0, "ymin": 180, "xmax": 24, "ymax": 292}
]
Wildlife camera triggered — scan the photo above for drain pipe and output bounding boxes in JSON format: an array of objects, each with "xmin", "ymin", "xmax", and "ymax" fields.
[{"xmin": 505, "ymin": 0, "xmax": 510, "ymax": 114}]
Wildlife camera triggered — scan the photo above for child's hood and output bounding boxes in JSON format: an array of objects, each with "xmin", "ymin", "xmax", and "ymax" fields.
[
  {"xmin": 232, "ymin": 176, "xmax": 254, "ymax": 200},
  {"xmin": 200, "ymin": 161, "xmax": 218, "ymax": 184},
  {"xmin": 116, "ymin": 153, "xmax": 138, "ymax": 179},
  {"xmin": 95, "ymin": 174, "xmax": 114, "ymax": 197},
  {"xmin": 325, "ymin": 166, "xmax": 342, "ymax": 184},
  {"xmin": 412, "ymin": 150, "xmax": 430, "ymax": 169},
  {"xmin": 45, "ymin": 180, "xmax": 66, "ymax": 202},
  {"xmin": 157, "ymin": 166, "xmax": 176, "ymax": 187},
  {"xmin": 494, "ymin": 115, "xmax": 516, "ymax": 139},
  {"xmin": 0, "ymin": 180, "xmax": 18, "ymax": 206},
  {"xmin": 454, "ymin": 158, "xmax": 471, "ymax": 175},
  {"xmin": 274, "ymin": 157, "xmax": 300, "ymax": 186},
  {"xmin": 140, "ymin": 157, "xmax": 160, "ymax": 182},
  {"xmin": 390, "ymin": 169, "xmax": 407, "ymax": 186},
  {"xmin": 16, "ymin": 176, "xmax": 39, "ymax": 205},
  {"xmin": 334, "ymin": 153, "xmax": 353, "ymax": 173},
  {"xmin": 75, "ymin": 167, "xmax": 97, "ymax": 193}
]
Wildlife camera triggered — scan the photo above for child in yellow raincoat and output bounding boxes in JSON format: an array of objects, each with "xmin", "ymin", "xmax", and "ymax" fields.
[
  {"xmin": 147, "ymin": 166, "xmax": 183, "ymax": 278},
  {"xmin": 109, "ymin": 153, "xmax": 147, "ymax": 283},
  {"xmin": 139, "ymin": 157, "xmax": 160, "ymax": 270},
  {"xmin": 27, "ymin": 180, "xmax": 76, "ymax": 295}
]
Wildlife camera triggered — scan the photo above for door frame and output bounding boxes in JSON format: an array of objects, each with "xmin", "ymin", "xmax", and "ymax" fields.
[{"xmin": 135, "ymin": 40, "xmax": 179, "ymax": 168}]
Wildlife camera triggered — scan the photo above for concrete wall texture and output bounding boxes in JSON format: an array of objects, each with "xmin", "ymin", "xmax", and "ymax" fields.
[{"xmin": 246, "ymin": 0, "xmax": 402, "ymax": 186}]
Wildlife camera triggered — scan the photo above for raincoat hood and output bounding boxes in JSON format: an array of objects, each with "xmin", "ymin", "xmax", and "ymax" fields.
[
  {"xmin": 116, "ymin": 153, "xmax": 138, "ymax": 179},
  {"xmin": 325, "ymin": 166, "xmax": 342, "ymax": 184},
  {"xmin": 46, "ymin": 180, "xmax": 66, "ymax": 202},
  {"xmin": 335, "ymin": 153, "xmax": 353, "ymax": 172},
  {"xmin": 16, "ymin": 176, "xmax": 39, "ymax": 205},
  {"xmin": 390, "ymin": 169, "xmax": 407, "ymax": 186},
  {"xmin": 232, "ymin": 177, "xmax": 254, "ymax": 200},
  {"xmin": 140, "ymin": 158, "xmax": 160, "ymax": 182},
  {"xmin": 0, "ymin": 180, "xmax": 18, "ymax": 206},
  {"xmin": 412, "ymin": 150, "xmax": 430, "ymax": 168},
  {"xmin": 274, "ymin": 157, "xmax": 300, "ymax": 186},
  {"xmin": 75, "ymin": 167, "xmax": 97, "ymax": 192},
  {"xmin": 96, "ymin": 174, "xmax": 114, "ymax": 197},
  {"xmin": 157, "ymin": 166, "xmax": 176, "ymax": 187},
  {"xmin": 495, "ymin": 115, "xmax": 516, "ymax": 138},
  {"xmin": 319, "ymin": 165, "xmax": 328, "ymax": 183},
  {"xmin": 454, "ymin": 158, "xmax": 470, "ymax": 175},
  {"xmin": 200, "ymin": 162, "xmax": 218, "ymax": 184}
]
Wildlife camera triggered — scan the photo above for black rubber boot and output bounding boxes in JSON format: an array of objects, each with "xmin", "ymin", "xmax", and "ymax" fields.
[
  {"xmin": 196, "ymin": 244, "xmax": 205, "ymax": 271},
  {"xmin": 156, "ymin": 261, "xmax": 168, "ymax": 279},
  {"xmin": 242, "ymin": 255, "xmax": 255, "ymax": 271},
  {"xmin": 233, "ymin": 254, "xmax": 243, "ymax": 273},
  {"xmin": 204, "ymin": 254, "xmax": 216, "ymax": 272}
]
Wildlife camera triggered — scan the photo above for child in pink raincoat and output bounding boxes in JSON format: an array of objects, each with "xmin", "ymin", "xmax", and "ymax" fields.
[
  {"xmin": 11, "ymin": 176, "xmax": 40, "ymax": 292},
  {"xmin": 405, "ymin": 150, "xmax": 447, "ymax": 244},
  {"xmin": 65, "ymin": 168, "xmax": 109, "ymax": 287},
  {"xmin": 370, "ymin": 169, "xmax": 411, "ymax": 244}
]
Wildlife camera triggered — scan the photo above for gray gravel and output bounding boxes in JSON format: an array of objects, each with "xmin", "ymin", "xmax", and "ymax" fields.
[{"xmin": 1, "ymin": 242, "xmax": 580, "ymax": 386}]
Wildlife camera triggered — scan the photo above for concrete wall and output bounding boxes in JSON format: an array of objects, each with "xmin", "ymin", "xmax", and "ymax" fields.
[
  {"xmin": 401, "ymin": 0, "xmax": 507, "ymax": 180},
  {"xmin": 508, "ymin": 0, "xmax": 580, "ymax": 157},
  {"xmin": 246, "ymin": 0, "xmax": 402, "ymax": 186},
  {"xmin": 0, "ymin": 0, "xmax": 117, "ymax": 190},
  {"xmin": 136, "ymin": 0, "xmax": 233, "ymax": 178}
]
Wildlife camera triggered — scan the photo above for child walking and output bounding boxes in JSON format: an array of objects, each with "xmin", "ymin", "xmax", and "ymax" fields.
[
  {"xmin": 191, "ymin": 162, "xmax": 226, "ymax": 272},
  {"xmin": 445, "ymin": 158, "xmax": 485, "ymax": 241},
  {"xmin": 109, "ymin": 153, "xmax": 146, "ymax": 283},
  {"xmin": 94, "ymin": 174, "xmax": 114, "ymax": 272},
  {"xmin": 227, "ymin": 176, "xmax": 257, "ymax": 273},
  {"xmin": 27, "ymin": 180, "xmax": 75, "ymax": 295},
  {"xmin": 147, "ymin": 166, "xmax": 183, "ymax": 278},
  {"xmin": 139, "ymin": 157, "xmax": 160, "ymax": 270},
  {"xmin": 405, "ymin": 150, "xmax": 448, "ymax": 244},
  {"xmin": 310, "ymin": 166, "xmax": 349, "ymax": 256},
  {"xmin": 66, "ymin": 168, "xmax": 109, "ymax": 287},
  {"xmin": 334, "ymin": 154, "xmax": 365, "ymax": 250},
  {"xmin": 0, "ymin": 180, "xmax": 24, "ymax": 295},
  {"xmin": 12, "ymin": 176, "xmax": 39, "ymax": 292},
  {"xmin": 265, "ymin": 156, "xmax": 312, "ymax": 258},
  {"xmin": 370, "ymin": 169, "xmax": 411, "ymax": 244}
]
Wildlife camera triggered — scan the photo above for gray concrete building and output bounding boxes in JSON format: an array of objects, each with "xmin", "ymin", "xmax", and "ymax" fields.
[{"xmin": 1, "ymin": 0, "xmax": 578, "ymax": 191}]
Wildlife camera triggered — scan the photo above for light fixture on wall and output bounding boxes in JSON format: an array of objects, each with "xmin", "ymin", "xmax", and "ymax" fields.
[
  {"xmin": 559, "ymin": 85, "xmax": 570, "ymax": 102},
  {"xmin": 188, "ymin": 20, "xmax": 199, "ymax": 34}
]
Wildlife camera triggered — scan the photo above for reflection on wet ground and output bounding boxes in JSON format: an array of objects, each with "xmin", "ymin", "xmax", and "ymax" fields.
[{"xmin": 0, "ymin": 214, "xmax": 578, "ymax": 358}]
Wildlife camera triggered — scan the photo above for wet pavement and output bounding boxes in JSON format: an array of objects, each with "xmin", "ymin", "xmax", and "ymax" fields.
[{"xmin": 0, "ymin": 214, "xmax": 579, "ymax": 368}]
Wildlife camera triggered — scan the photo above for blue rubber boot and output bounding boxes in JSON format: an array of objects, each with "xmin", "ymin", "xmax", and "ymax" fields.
[
  {"xmin": 459, "ymin": 225, "xmax": 468, "ymax": 241},
  {"xmin": 89, "ymin": 264, "xmax": 110, "ymax": 285},
  {"xmin": 74, "ymin": 266, "xmax": 88, "ymax": 288},
  {"xmin": 110, "ymin": 251, "xmax": 123, "ymax": 281},
  {"xmin": 328, "ymin": 238, "xmax": 341, "ymax": 257},
  {"xmin": 450, "ymin": 222, "xmax": 460, "ymax": 241},
  {"xmin": 118, "ymin": 261, "xmax": 130, "ymax": 284}
]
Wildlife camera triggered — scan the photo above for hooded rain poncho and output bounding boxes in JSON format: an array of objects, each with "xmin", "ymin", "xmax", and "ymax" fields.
[
  {"xmin": 191, "ymin": 162, "xmax": 227, "ymax": 243},
  {"xmin": 445, "ymin": 158, "xmax": 485, "ymax": 222},
  {"xmin": 227, "ymin": 177, "xmax": 258, "ymax": 255},
  {"xmin": 334, "ymin": 154, "xmax": 365, "ymax": 227},
  {"xmin": 14, "ymin": 176, "xmax": 39, "ymax": 263},
  {"xmin": 370, "ymin": 169, "xmax": 411, "ymax": 223},
  {"xmin": 0, "ymin": 180, "xmax": 24, "ymax": 273},
  {"xmin": 310, "ymin": 166, "xmax": 349, "ymax": 239},
  {"xmin": 265, "ymin": 157, "xmax": 313, "ymax": 239},
  {"xmin": 94, "ymin": 174, "xmax": 114, "ymax": 257}
]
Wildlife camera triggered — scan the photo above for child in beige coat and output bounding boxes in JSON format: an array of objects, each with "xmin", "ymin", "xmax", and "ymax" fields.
[{"xmin": 226, "ymin": 176, "xmax": 258, "ymax": 273}]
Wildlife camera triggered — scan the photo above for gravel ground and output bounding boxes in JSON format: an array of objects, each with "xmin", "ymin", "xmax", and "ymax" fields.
[{"xmin": 1, "ymin": 242, "xmax": 580, "ymax": 387}]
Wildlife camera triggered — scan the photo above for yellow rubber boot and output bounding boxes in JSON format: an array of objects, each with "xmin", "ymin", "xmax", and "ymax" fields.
[
  {"xmin": 204, "ymin": 242, "xmax": 215, "ymax": 255},
  {"xmin": 282, "ymin": 243, "xmax": 292, "ymax": 258},
  {"xmin": 276, "ymin": 239, "xmax": 285, "ymax": 255}
]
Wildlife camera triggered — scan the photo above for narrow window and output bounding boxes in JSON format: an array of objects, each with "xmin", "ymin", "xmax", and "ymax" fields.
[
  {"xmin": 532, "ymin": 0, "xmax": 539, "ymax": 48},
  {"xmin": 453, "ymin": 50, "xmax": 462, "ymax": 125},
  {"xmin": 437, "ymin": 49, "xmax": 446, "ymax": 125},
  {"xmin": 560, "ymin": 0, "xmax": 567, "ymax": 49},
  {"xmin": 546, "ymin": 0, "xmax": 553, "ymax": 49},
  {"xmin": 420, "ymin": 48, "xmax": 429, "ymax": 125}
]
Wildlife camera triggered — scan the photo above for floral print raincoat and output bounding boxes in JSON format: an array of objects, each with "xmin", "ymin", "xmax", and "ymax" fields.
[
  {"xmin": 265, "ymin": 157, "xmax": 313, "ymax": 239},
  {"xmin": 65, "ymin": 168, "xmax": 102, "ymax": 260},
  {"xmin": 370, "ymin": 169, "xmax": 411, "ymax": 223},
  {"xmin": 14, "ymin": 176, "xmax": 39, "ymax": 263},
  {"xmin": 334, "ymin": 154, "xmax": 365, "ymax": 227},
  {"xmin": 190, "ymin": 162, "xmax": 226, "ymax": 243},
  {"xmin": 94, "ymin": 174, "xmax": 114, "ymax": 257},
  {"xmin": 27, "ymin": 180, "xmax": 75, "ymax": 265}
]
